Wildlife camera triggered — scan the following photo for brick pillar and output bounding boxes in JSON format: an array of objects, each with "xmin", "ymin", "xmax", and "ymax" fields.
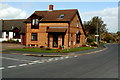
[
  {"xmin": 58, "ymin": 35, "xmax": 62, "ymax": 48},
  {"xmin": 64, "ymin": 33, "xmax": 68, "ymax": 49},
  {"xmin": 49, "ymin": 34, "xmax": 53, "ymax": 48}
]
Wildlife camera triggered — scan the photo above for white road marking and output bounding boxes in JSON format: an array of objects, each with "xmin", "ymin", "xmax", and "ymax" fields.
[
  {"xmin": 0, "ymin": 57, "xmax": 19, "ymax": 61},
  {"xmin": 41, "ymin": 59, "xmax": 48, "ymax": 62},
  {"xmin": 74, "ymin": 56, "xmax": 77, "ymax": 57},
  {"xmin": 0, "ymin": 67, "xmax": 5, "ymax": 70},
  {"xmin": 46, "ymin": 60, "xmax": 50, "ymax": 62},
  {"xmin": 65, "ymin": 56, "xmax": 69, "ymax": 58},
  {"xmin": 38, "ymin": 61, "xmax": 44, "ymax": 63},
  {"xmin": 0, "ymin": 57, "xmax": 32, "ymax": 62},
  {"xmin": 86, "ymin": 53, "xmax": 91, "ymax": 54},
  {"xmin": 28, "ymin": 62, "xmax": 36, "ymax": 65},
  {"xmin": 19, "ymin": 64, "xmax": 27, "ymax": 66},
  {"xmin": 60, "ymin": 57, "xmax": 64, "ymax": 59},
  {"xmin": 32, "ymin": 60, "xmax": 40, "ymax": 63},
  {"xmin": 55, "ymin": 58, "xmax": 59, "ymax": 60},
  {"xmin": 8, "ymin": 65, "xmax": 16, "ymax": 68},
  {"xmin": 48, "ymin": 58, "xmax": 54, "ymax": 61}
]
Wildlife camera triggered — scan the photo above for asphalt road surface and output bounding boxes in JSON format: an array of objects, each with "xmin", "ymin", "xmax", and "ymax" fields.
[{"xmin": 2, "ymin": 44, "xmax": 119, "ymax": 78}]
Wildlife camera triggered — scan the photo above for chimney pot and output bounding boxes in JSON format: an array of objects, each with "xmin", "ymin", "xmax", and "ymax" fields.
[{"xmin": 49, "ymin": 5, "xmax": 53, "ymax": 11}]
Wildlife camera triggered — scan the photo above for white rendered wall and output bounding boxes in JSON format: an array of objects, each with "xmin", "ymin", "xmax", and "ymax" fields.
[
  {"xmin": 0, "ymin": 38, "xmax": 7, "ymax": 42},
  {"xmin": 0, "ymin": 32, "xmax": 22, "ymax": 42},
  {"xmin": 0, "ymin": 32, "xmax": 7, "ymax": 42},
  {"xmin": 13, "ymin": 39, "xmax": 21, "ymax": 42},
  {"xmin": 3, "ymin": 32, "xmax": 6, "ymax": 39},
  {"xmin": 9, "ymin": 32, "xmax": 13, "ymax": 39}
]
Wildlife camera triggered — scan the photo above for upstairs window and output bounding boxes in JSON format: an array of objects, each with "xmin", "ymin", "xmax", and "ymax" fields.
[
  {"xmin": 58, "ymin": 14, "xmax": 65, "ymax": 18},
  {"xmin": 31, "ymin": 19, "xmax": 39, "ymax": 29},
  {"xmin": 31, "ymin": 33, "xmax": 37, "ymax": 41}
]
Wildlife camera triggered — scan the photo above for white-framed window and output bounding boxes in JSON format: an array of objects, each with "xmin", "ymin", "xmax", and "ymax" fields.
[
  {"xmin": 31, "ymin": 33, "xmax": 37, "ymax": 41},
  {"xmin": 31, "ymin": 19, "xmax": 39, "ymax": 29},
  {"xmin": 32, "ymin": 19, "xmax": 39, "ymax": 26}
]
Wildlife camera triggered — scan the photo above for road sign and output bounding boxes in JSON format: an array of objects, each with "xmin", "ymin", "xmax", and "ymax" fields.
[{"xmin": 95, "ymin": 35, "xmax": 99, "ymax": 37}]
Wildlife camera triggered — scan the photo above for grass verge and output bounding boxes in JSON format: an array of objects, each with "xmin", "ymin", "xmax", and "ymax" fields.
[{"xmin": 9, "ymin": 47, "xmax": 94, "ymax": 53}]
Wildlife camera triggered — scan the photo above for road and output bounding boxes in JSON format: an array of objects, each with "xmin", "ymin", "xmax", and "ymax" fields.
[{"xmin": 1, "ymin": 44, "xmax": 118, "ymax": 78}]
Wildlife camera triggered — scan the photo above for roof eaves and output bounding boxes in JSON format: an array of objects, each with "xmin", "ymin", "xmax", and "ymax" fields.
[{"xmin": 76, "ymin": 11, "xmax": 86, "ymax": 36}]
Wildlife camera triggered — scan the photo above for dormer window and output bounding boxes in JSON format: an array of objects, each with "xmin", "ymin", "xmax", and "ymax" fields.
[
  {"xmin": 58, "ymin": 14, "xmax": 65, "ymax": 18},
  {"xmin": 31, "ymin": 19, "xmax": 39, "ymax": 29},
  {"xmin": 32, "ymin": 19, "xmax": 38, "ymax": 25}
]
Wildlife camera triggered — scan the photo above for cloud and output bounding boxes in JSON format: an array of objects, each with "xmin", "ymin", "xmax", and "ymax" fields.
[
  {"xmin": 0, "ymin": 3, "xmax": 27, "ymax": 19},
  {"xmin": 81, "ymin": 7, "xmax": 118, "ymax": 33}
]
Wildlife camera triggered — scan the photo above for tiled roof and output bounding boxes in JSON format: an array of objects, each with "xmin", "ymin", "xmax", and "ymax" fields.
[
  {"xmin": 25, "ymin": 9, "xmax": 78, "ymax": 22},
  {"xmin": 1, "ymin": 19, "xmax": 26, "ymax": 33}
]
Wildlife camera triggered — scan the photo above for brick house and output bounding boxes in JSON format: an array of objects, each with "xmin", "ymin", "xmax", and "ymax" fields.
[{"xmin": 24, "ymin": 5, "xmax": 86, "ymax": 49}]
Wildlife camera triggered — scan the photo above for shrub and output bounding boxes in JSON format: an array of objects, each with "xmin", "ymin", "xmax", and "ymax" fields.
[
  {"xmin": 16, "ymin": 39, "xmax": 19, "ymax": 43},
  {"xmin": 7, "ymin": 39, "xmax": 16, "ymax": 43},
  {"xmin": 90, "ymin": 41, "xmax": 98, "ymax": 47},
  {"xmin": 87, "ymin": 36, "xmax": 95, "ymax": 45},
  {"xmin": 87, "ymin": 38, "xmax": 94, "ymax": 43},
  {"xmin": 100, "ymin": 41, "xmax": 107, "ymax": 44},
  {"xmin": 2, "ymin": 39, "xmax": 21, "ymax": 43},
  {"xmin": 40, "ymin": 46, "xmax": 45, "ymax": 48},
  {"xmin": 46, "ymin": 48, "xmax": 51, "ymax": 50},
  {"xmin": 59, "ymin": 45, "xmax": 64, "ymax": 49},
  {"xmin": 2, "ymin": 41, "xmax": 7, "ymax": 43}
]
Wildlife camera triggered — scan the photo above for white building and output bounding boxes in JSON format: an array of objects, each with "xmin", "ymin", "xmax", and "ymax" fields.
[{"xmin": 0, "ymin": 19, "xmax": 26, "ymax": 44}]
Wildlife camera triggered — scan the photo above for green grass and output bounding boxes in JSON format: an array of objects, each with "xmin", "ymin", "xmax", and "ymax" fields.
[{"xmin": 9, "ymin": 47, "xmax": 94, "ymax": 53}]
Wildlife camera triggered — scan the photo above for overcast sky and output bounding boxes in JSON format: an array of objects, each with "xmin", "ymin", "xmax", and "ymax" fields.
[{"xmin": 0, "ymin": 2, "xmax": 119, "ymax": 33}]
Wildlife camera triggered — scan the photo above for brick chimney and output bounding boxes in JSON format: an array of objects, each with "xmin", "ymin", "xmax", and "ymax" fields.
[{"xmin": 49, "ymin": 4, "xmax": 53, "ymax": 11}]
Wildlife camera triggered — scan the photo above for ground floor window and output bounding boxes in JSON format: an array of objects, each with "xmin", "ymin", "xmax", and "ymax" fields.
[{"xmin": 31, "ymin": 33, "xmax": 37, "ymax": 41}]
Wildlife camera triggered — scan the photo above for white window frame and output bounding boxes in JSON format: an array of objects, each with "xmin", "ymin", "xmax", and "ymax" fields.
[{"xmin": 32, "ymin": 19, "xmax": 38, "ymax": 26}]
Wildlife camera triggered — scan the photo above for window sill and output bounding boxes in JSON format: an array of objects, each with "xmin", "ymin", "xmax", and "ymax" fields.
[
  {"xmin": 31, "ymin": 40, "xmax": 38, "ymax": 41},
  {"xmin": 31, "ymin": 28, "xmax": 39, "ymax": 29}
]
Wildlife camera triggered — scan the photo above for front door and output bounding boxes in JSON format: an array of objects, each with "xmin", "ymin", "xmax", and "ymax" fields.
[{"xmin": 53, "ymin": 34, "xmax": 58, "ymax": 47}]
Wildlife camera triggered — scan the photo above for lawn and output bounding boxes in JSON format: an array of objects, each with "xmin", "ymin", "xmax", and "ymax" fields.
[{"xmin": 9, "ymin": 47, "xmax": 94, "ymax": 53}]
